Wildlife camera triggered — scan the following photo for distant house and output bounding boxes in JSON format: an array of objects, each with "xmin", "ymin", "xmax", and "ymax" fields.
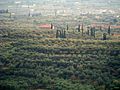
[
  {"xmin": 91, "ymin": 23, "xmax": 120, "ymax": 29},
  {"xmin": 112, "ymin": 34, "xmax": 120, "ymax": 37},
  {"xmin": 111, "ymin": 26, "xmax": 120, "ymax": 29},
  {"xmin": 39, "ymin": 24, "xmax": 54, "ymax": 29}
]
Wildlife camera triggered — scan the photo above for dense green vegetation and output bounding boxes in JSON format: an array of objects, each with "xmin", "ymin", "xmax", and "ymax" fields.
[
  {"xmin": 0, "ymin": 18, "xmax": 120, "ymax": 90},
  {"xmin": 0, "ymin": 39, "xmax": 120, "ymax": 90}
]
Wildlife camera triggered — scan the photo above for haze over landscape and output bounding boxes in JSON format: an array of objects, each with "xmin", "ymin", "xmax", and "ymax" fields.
[{"xmin": 0, "ymin": 0, "xmax": 120, "ymax": 15}]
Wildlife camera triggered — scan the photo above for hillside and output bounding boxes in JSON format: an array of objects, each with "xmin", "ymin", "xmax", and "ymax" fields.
[
  {"xmin": 0, "ymin": 19, "xmax": 120, "ymax": 90},
  {"xmin": 0, "ymin": 0, "xmax": 120, "ymax": 89}
]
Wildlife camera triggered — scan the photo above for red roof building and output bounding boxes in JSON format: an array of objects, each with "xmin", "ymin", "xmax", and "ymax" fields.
[
  {"xmin": 112, "ymin": 34, "xmax": 120, "ymax": 36},
  {"xmin": 39, "ymin": 24, "xmax": 54, "ymax": 29}
]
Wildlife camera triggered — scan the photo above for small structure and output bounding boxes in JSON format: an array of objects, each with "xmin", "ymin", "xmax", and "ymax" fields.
[
  {"xmin": 112, "ymin": 34, "xmax": 120, "ymax": 37},
  {"xmin": 39, "ymin": 24, "xmax": 54, "ymax": 29},
  {"xmin": 112, "ymin": 25, "xmax": 120, "ymax": 29}
]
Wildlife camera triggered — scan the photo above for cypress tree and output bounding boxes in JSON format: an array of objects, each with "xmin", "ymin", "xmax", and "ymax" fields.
[
  {"xmin": 108, "ymin": 25, "xmax": 111, "ymax": 35},
  {"xmin": 51, "ymin": 23, "xmax": 53, "ymax": 29},
  {"xmin": 100, "ymin": 26, "xmax": 102, "ymax": 31},
  {"xmin": 78, "ymin": 24, "xmax": 80, "ymax": 32},
  {"xmin": 90, "ymin": 27, "xmax": 93, "ymax": 36},
  {"xmin": 59, "ymin": 30, "xmax": 62, "ymax": 38},
  {"xmin": 56, "ymin": 29, "xmax": 66, "ymax": 38},
  {"xmin": 103, "ymin": 33, "xmax": 107, "ymax": 40},
  {"xmin": 81, "ymin": 24, "xmax": 84, "ymax": 36},
  {"xmin": 94, "ymin": 29, "xmax": 96, "ymax": 38},
  {"xmin": 90, "ymin": 27, "xmax": 95, "ymax": 37},
  {"xmin": 61, "ymin": 30, "xmax": 64, "ymax": 38},
  {"xmin": 88, "ymin": 30, "xmax": 90, "ymax": 36},
  {"xmin": 63, "ymin": 30, "xmax": 66, "ymax": 38},
  {"xmin": 93, "ymin": 27, "xmax": 96, "ymax": 38},
  {"xmin": 67, "ymin": 24, "xmax": 69, "ymax": 31},
  {"xmin": 87, "ymin": 27, "xmax": 90, "ymax": 35},
  {"xmin": 56, "ymin": 30, "xmax": 59, "ymax": 38}
]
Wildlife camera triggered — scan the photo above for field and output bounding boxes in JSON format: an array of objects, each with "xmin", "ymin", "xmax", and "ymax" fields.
[{"xmin": 0, "ymin": 14, "xmax": 120, "ymax": 90}]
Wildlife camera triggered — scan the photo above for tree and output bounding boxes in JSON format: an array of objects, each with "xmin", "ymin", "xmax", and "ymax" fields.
[
  {"xmin": 63, "ymin": 30, "xmax": 66, "ymax": 38},
  {"xmin": 78, "ymin": 24, "xmax": 80, "ymax": 32},
  {"xmin": 87, "ymin": 27, "xmax": 90, "ymax": 35},
  {"xmin": 108, "ymin": 25, "xmax": 111, "ymax": 35},
  {"xmin": 67, "ymin": 24, "xmax": 69, "ymax": 31},
  {"xmin": 56, "ymin": 30, "xmax": 66, "ymax": 38},
  {"xmin": 81, "ymin": 24, "xmax": 84, "ymax": 36},
  {"xmin": 51, "ymin": 23, "xmax": 54, "ymax": 29},
  {"xmin": 100, "ymin": 26, "xmax": 102, "ymax": 31},
  {"xmin": 56, "ymin": 30, "xmax": 59, "ymax": 38},
  {"xmin": 103, "ymin": 33, "xmax": 107, "ymax": 40},
  {"xmin": 90, "ymin": 27, "xmax": 95, "ymax": 37}
]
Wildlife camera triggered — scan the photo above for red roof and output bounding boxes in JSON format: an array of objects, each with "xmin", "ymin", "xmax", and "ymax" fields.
[
  {"xmin": 111, "ymin": 26, "xmax": 120, "ymax": 29},
  {"xmin": 39, "ymin": 24, "xmax": 54, "ymax": 29},
  {"xmin": 112, "ymin": 34, "xmax": 120, "ymax": 36}
]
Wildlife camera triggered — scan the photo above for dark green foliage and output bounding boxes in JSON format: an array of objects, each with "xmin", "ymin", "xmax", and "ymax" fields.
[
  {"xmin": 103, "ymin": 33, "xmax": 107, "ymax": 40},
  {"xmin": 87, "ymin": 27, "xmax": 90, "ymax": 35},
  {"xmin": 78, "ymin": 24, "xmax": 80, "ymax": 32},
  {"xmin": 67, "ymin": 24, "xmax": 69, "ymax": 31},
  {"xmin": 0, "ymin": 21, "xmax": 120, "ymax": 90},
  {"xmin": 0, "ymin": 85, "xmax": 15, "ymax": 90},
  {"xmin": 100, "ymin": 26, "xmax": 102, "ymax": 31},
  {"xmin": 56, "ymin": 30, "xmax": 59, "ymax": 38},
  {"xmin": 63, "ymin": 30, "xmax": 66, "ymax": 38},
  {"xmin": 108, "ymin": 25, "xmax": 111, "ymax": 35},
  {"xmin": 51, "ymin": 23, "xmax": 53, "ymax": 29},
  {"xmin": 0, "ymin": 38, "xmax": 120, "ymax": 90},
  {"xmin": 90, "ymin": 27, "xmax": 96, "ymax": 37},
  {"xmin": 56, "ymin": 30, "xmax": 66, "ymax": 38}
]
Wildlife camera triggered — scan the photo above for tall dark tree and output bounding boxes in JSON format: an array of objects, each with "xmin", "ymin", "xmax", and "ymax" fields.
[
  {"xmin": 56, "ymin": 30, "xmax": 59, "ymax": 38},
  {"xmin": 81, "ymin": 24, "xmax": 84, "ymax": 36},
  {"xmin": 61, "ymin": 29, "xmax": 66, "ymax": 38},
  {"xmin": 60, "ymin": 30, "xmax": 64, "ymax": 38},
  {"xmin": 56, "ymin": 30, "xmax": 66, "ymax": 38},
  {"xmin": 78, "ymin": 24, "xmax": 80, "ymax": 32},
  {"xmin": 93, "ymin": 27, "xmax": 96, "ymax": 38},
  {"xmin": 87, "ymin": 27, "xmax": 90, "ymax": 35},
  {"xmin": 63, "ymin": 30, "xmax": 66, "ymax": 38},
  {"xmin": 67, "ymin": 24, "xmax": 69, "ymax": 31},
  {"xmin": 90, "ymin": 27, "xmax": 94, "ymax": 36},
  {"xmin": 103, "ymin": 33, "xmax": 107, "ymax": 40},
  {"xmin": 90, "ymin": 27, "xmax": 96, "ymax": 38},
  {"xmin": 51, "ymin": 23, "xmax": 53, "ymax": 29},
  {"xmin": 108, "ymin": 25, "xmax": 111, "ymax": 35}
]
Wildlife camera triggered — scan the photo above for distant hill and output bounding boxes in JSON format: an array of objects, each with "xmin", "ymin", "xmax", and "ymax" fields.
[
  {"xmin": 0, "ymin": 0, "xmax": 120, "ymax": 10},
  {"xmin": 0, "ymin": 0, "xmax": 120, "ymax": 7}
]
